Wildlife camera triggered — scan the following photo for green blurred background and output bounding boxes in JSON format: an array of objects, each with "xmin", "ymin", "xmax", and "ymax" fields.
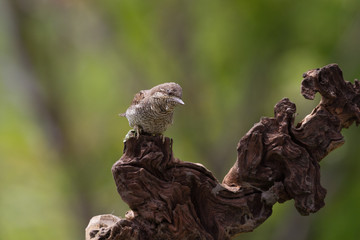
[{"xmin": 1, "ymin": 0, "xmax": 360, "ymax": 239}]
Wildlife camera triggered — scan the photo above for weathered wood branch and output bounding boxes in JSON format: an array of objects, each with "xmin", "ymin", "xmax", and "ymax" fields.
[{"xmin": 86, "ymin": 64, "xmax": 360, "ymax": 240}]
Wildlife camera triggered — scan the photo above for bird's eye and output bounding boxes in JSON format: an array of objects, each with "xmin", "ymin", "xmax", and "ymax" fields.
[{"xmin": 168, "ymin": 89, "xmax": 176, "ymax": 96}]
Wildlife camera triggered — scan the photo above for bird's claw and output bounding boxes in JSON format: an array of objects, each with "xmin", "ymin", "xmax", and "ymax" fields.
[
  {"xmin": 123, "ymin": 129, "xmax": 137, "ymax": 142},
  {"xmin": 160, "ymin": 134, "xmax": 166, "ymax": 143},
  {"xmin": 123, "ymin": 128, "xmax": 166, "ymax": 143},
  {"xmin": 151, "ymin": 133, "xmax": 165, "ymax": 143},
  {"xmin": 134, "ymin": 126, "xmax": 143, "ymax": 139}
]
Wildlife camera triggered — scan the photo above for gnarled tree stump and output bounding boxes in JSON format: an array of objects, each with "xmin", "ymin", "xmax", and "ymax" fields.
[{"xmin": 86, "ymin": 64, "xmax": 360, "ymax": 240}]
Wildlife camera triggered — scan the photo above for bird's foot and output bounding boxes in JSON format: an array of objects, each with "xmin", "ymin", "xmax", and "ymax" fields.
[
  {"xmin": 123, "ymin": 129, "xmax": 166, "ymax": 143},
  {"xmin": 146, "ymin": 133, "xmax": 166, "ymax": 143},
  {"xmin": 134, "ymin": 126, "xmax": 142, "ymax": 139},
  {"xmin": 123, "ymin": 129, "xmax": 137, "ymax": 142},
  {"xmin": 154, "ymin": 134, "xmax": 166, "ymax": 143}
]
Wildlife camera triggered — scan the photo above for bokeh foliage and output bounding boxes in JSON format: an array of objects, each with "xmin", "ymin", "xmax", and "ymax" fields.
[{"xmin": 1, "ymin": 0, "xmax": 360, "ymax": 239}]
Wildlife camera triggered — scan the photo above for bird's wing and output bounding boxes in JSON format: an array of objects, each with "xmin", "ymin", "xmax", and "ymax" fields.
[
  {"xmin": 119, "ymin": 90, "xmax": 147, "ymax": 117},
  {"xmin": 131, "ymin": 90, "xmax": 146, "ymax": 105}
]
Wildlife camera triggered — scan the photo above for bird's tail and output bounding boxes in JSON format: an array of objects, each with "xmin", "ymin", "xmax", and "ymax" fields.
[{"xmin": 119, "ymin": 113, "xmax": 126, "ymax": 117}]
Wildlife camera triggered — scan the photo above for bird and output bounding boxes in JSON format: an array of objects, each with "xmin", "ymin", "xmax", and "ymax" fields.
[{"xmin": 120, "ymin": 82, "xmax": 184, "ymax": 138}]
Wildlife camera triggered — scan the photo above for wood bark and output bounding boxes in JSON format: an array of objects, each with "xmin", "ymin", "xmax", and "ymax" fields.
[{"xmin": 86, "ymin": 64, "xmax": 360, "ymax": 240}]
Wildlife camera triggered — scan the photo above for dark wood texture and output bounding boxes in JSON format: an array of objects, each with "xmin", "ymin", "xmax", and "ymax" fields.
[{"xmin": 86, "ymin": 64, "xmax": 359, "ymax": 240}]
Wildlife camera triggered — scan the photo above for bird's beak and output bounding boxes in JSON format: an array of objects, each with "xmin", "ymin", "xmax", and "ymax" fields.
[{"xmin": 171, "ymin": 96, "xmax": 185, "ymax": 105}]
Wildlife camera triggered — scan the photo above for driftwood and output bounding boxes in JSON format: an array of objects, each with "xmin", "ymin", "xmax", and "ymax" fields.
[{"xmin": 86, "ymin": 64, "xmax": 360, "ymax": 240}]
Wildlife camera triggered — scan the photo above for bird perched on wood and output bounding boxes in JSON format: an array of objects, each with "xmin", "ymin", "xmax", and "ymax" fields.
[{"xmin": 120, "ymin": 82, "xmax": 184, "ymax": 138}]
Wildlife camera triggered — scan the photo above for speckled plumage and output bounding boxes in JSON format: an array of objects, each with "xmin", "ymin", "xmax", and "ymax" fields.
[{"xmin": 121, "ymin": 82, "xmax": 184, "ymax": 135}]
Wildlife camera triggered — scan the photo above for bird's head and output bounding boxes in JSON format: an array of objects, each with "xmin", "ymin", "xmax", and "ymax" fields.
[{"xmin": 151, "ymin": 82, "xmax": 185, "ymax": 109}]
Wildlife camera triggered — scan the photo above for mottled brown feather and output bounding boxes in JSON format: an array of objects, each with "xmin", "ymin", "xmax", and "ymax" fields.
[
  {"xmin": 131, "ymin": 90, "xmax": 147, "ymax": 105},
  {"xmin": 121, "ymin": 82, "xmax": 184, "ymax": 134}
]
